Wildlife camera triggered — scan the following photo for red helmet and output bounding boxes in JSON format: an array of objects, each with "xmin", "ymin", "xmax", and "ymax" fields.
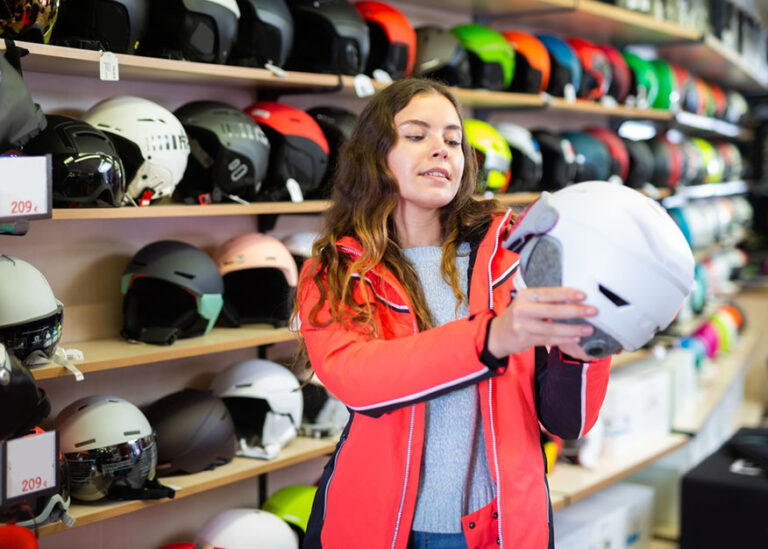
[
  {"xmin": 567, "ymin": 38, "xmax": 612, "ymax": 100},
  {"xmin": 0, "ymin": 524, "xmax": 38, "ymax": 549},
  {"xmin": 244, "ymin": 101, "xmax": 329, "ymax": 202},
  {"xmin": 596, "ymin": 44, "xmax": 631, "ymax": 104},
  {"xmin": 501, "ymin": 30, "xmax": 550, "ymax": 93},
  {"xmin": 708, "ymin": 83, "xmax": 728, "ymax": 119},
  {"xmin": 585, "ymin": 127, "xmax": 629, "ymax": 183},
  {"xmin": 354, "ymin": 1, "xmax": 416, "ymax": 78}
]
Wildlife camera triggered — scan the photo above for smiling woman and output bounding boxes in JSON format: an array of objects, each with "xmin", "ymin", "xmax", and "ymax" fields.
[{"xmin": 293, "ymin": 77, "xmax": 613, "ymax": 549}]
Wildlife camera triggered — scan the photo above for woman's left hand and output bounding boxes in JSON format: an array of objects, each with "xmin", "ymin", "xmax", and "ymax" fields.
[{"xmin": 556, "ymin": 340, "xmax": 598, "ymax": 363}]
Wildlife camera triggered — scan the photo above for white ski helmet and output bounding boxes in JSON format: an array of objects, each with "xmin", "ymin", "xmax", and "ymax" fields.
[
  {"xmin": 195, "ymin": 508, "xmax": 298, "ymax": 549},
  {"xmin": 83, "ymin": 96, "xmax": 190, "ymax": 205},
  {"xmin": 281, "ymin": 230, "xmax": 319, "ymax": 271},
  {"xmin": 503, "ymin": 181, "xmax": 694, "ymax": 358},
  {"xmin": 56, "ymin": 395, "xmax": 158, "ymax": 501},
  {"xmin": 0, "ymin": 255, "xmax": 63, "ymax": 364},
  {"xmin": 210, "ymin": 359, "xmax": 303, "ymax": 460}
]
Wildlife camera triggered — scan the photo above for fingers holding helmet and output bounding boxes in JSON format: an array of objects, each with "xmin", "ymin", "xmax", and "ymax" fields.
[{"xmin": 487, "ymin": 286, "xmax": 597, "ymax": 359}]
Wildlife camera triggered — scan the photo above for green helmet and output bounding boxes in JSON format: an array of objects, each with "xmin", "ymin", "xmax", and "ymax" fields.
[
  {"xmin": 650, "ymin": 59, "xmax": 679, "ymax": 111},
  {"xmin": 622, "ymin": 51, "xmax": 659, "ymax": 108},
  {"xmin": 261, "ymin": 484, "xmax": 317, "ymax": 539},
  {"xmin": 451, "ymin": 24, "xmax": 514, "ymax": 91},
  {"xmin": 690, "ymin": 137, "xmax": 722, "ymax": 183},
  {"xmin": 464, "ymin": 119, "xmax": 512, "ymax": 193}
]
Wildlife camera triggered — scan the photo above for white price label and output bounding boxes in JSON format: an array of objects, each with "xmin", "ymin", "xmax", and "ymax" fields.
[
  {"xmin": 99, "ymin": 51, "xmax": 120, "ymax": 81},
  {"xmin": 354, "ymin": 74, "xmax": 376, "ymax": 98},
  {"xmin": 0, "ymin": 156, "xmax": 51, "ymax": 222},
  {"xmin": 286, "ymin": 178, "xmax": 304, "ymax": 203},
  {"xmin": 4, "ymin": 431, "xmax": 57, "ymax": 501},
  {"xmin": 372, "ymin": 69, "xmax": 393, "ymax": 84}
]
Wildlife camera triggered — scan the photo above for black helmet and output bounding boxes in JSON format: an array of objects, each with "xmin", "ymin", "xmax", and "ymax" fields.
[
  {"xmin": 0, "ymin": 344, "xmax": 50, "ymax": 442},
  {"xmin": 413, "ymin": 25, "xmax": 471, "ymax": 87},
  {"xmin": 0, "ymin": 51, "xmax": 46, "ymax": 151},
  {"xmin": 622, "ymin": 138, "xmax": 654, "ymax": 189},
  {"xmin": 121, "ymin": 241, "xmax": 224, "ymax": 345},
  {"xmin": 22, "ymin": 114, "xmax": 126, "ymax": 207},
  {"xmin": 530, "ymin": 130, "xmax": 577, "ymax": 191},
  {"xmin": 174, "ymin": 100, "xmax": 270, "ymax": 204},
  {"xmin": 495, "ymin": 122, "xmax": 543, "ymax": 192},
  {"xmin": 285, "ymin": 0, "xmax": 369, "ymax": 75},
  {"xmin": 140, "ymin": 0, "xmax": 240, "ymax": 63},
  {"xmin": 52, "ymin": 0, "xmax": 148, "ymax": 54},
  {"xmin": 228, "ymin": 0, "xmax": 293, "ymax": 68},
  {"xmin": 561, "ymin": 131, "xmax": 611, "ymax": 182},
  {"xmin": 0, "ymin": 0, "xmax": 60, "ymax": 43},
  {"xmin": 144, "ymin": 389, "xmax": 237, "ymax": 476},
  {"xmin": 306, "ymin": 105, "xmax": 356, "ymax": 199}
]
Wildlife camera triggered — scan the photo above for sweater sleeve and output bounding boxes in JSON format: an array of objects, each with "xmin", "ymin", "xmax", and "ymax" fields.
[
  {"xmin": 534, "ymin": 346, "xmax": 611, "ymax": 440},
  {"xmin": 297, "ymin": 271, "xmax": 506, "ymax": 418}
]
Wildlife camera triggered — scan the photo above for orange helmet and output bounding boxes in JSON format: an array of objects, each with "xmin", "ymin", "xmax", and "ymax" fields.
[
  {"xmin": 354, "ymin": 1, "xmax": 416, "ymax": 78},
  {"xmin": 501, "ymin": 30, "xmax": 550, "ymax": 93}
]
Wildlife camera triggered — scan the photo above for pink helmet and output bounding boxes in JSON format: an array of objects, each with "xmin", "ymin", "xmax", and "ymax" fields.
[{"xmin": 213, "ymin": 233, "xmax": 298, "ymax": 328}]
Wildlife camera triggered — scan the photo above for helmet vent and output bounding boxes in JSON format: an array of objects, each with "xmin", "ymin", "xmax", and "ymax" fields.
[
  {"xmin": 75, "ymin": 438, "xmax": 97, "ymax": 448},
  {"xmin": 123, "ymin": 430, "xmax": 141, "ymax": 436},
  {"xmin": 598, "ymin": 284, "xmax": 629, "ymax": 307},
  {"xmin": 173, "ymin": 271, "xmax": 195, "ymax": 280}
]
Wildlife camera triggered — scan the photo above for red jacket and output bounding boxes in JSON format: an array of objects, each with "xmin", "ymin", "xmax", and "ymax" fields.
[{"xmin": 297, "ymin": 211, "xmax": 611, "ymax": 549}]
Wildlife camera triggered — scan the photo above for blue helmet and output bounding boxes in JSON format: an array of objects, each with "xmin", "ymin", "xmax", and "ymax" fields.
[{"xmin": 536, "ymin": 34, "xmax": 581, "ymax": 97}]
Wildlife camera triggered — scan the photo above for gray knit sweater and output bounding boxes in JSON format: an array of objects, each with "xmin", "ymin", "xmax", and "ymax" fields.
[{"xmin": 402, "ymin": 244, "xmax": 496, "ymax": 533}]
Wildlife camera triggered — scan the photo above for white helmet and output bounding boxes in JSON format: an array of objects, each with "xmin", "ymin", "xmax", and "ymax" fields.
[
  {"xmin": 210, "ymin": 359, "xmax": 303, "ymax": 460},
  {"xmin": 503, "ymin": 181, "xmax": 694, "ymax": 358},
  {"xmin": 56, "ymin": 395, "xmax": 157, "ymax": 501},
  {"xmin": 195, "ymin": 508, "xmax": 298, "ymax": 549},
  {"xmin": 0, "ymin": 255, "xmax": 63, "ymax": 364},
  {"xmin": 281, "ymin": 231, "xmax": 319, "ymax": 272},
  {"xmin": 83, "ymin": 96, "xmax": 190, "ymax": 205}
]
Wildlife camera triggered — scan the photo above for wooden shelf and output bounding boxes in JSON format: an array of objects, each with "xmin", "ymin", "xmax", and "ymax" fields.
[
  {"xmin": 38, "ymin": 435, "xmax": 338, "ymax": 537},
  {"xmin": 674, "ymin": 112, "xmax": 754, "ymax": 141},
  {"xmin": 547, "ymin": 97, "xmax": 673, "ymax": 120},
  {"xmin": 549, "ymin": 432, "xmax": 689, "ymax": 510},
  {"xmin": 672, "ymin": 327, "xmax": 758, "ymax": 434},
  {"xmin": 453, "ymin": 88, "xmax": 547, "ymax": 109},
  {"xmin": 490, "ymin": 0, "xmax": 701, "ymax": 45},
  {"xmin": 32, "ymin": 325, "xmax": 294, "ymax": 381}
]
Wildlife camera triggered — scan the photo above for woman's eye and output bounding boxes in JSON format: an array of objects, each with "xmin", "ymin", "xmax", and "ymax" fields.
[
  {"xmin": 405, "ymin": 135, "xmax": 424, "ymax": 141},
  {"xmin": 446, "ymin": 139, "xmax": 462, "ymax": 147}
]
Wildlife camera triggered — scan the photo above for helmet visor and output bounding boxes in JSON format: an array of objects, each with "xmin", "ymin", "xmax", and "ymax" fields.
[
  {"xmin": 65, "ymin": 434, "xmax": 157, "ymax": 501},
  {"xmin": 53, "ymin": 153, "xmax": 126, "ymax": 207},
  {"xmin": 0, "ymin": 303, "xmax": 63, "ymax": 363}
]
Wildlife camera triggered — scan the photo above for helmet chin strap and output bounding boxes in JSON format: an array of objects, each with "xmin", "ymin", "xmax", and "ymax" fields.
[{"xmin": 237, "ymin": 412, "xmax": 297, "ymax": 461}]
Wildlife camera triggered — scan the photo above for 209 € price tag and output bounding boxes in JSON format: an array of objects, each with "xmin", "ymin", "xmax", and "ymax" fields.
[
  {"xmin": 4, "ymin": 430, "xmax": 58, "ymax": 501},
  {"xmin": 0, "ymin": 156, "xmax": 52, "ymax": 222}
]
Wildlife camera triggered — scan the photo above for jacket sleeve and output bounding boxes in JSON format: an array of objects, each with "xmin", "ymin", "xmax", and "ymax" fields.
[
  {"xmin": 533, "ymin": 346, "xmax": 611, "ymax": 440},
  {"xmin": 297, "ymin": 271, "xmax": 506, "ymax": 418}
]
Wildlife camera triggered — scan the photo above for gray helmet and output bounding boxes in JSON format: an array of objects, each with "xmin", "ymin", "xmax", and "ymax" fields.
[
  {"xmin": 285, "ymin": 0, "xmax": 369, "ymax": 75},
  {"xmin": 229, "ymin": 0, "xmax": 294, "ymax": 67},
  {"xmin": 413, "ymin": 25, "xmax": 471, "ymax": 88},
  {"xmin": 174, "ymin": 100, "xmax": 270, "ymax": 204},
  {"xmin": 121, "ymin": 240, "xmax": 224, "ymax": 345},
  {"xmin": 0, "ymin": 50, "xmax": 46, "ymax": 151}
]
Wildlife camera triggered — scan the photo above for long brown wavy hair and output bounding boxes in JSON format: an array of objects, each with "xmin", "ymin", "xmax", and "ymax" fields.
[{"xmin": 297, "ymin": 78, "xmax": 502, "ymax": 344}]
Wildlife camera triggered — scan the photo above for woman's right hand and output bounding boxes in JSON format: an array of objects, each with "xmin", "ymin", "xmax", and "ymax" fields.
[{"xmin": 486, "ymin": 287, "xmax": 597, "ymax": 359}]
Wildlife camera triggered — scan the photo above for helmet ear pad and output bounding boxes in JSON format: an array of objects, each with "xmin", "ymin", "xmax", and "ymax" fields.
[
  {"xmin": 222, "ymin": 268, "xmax": 294, "ymax": 327},
  {"xmin": 466, "ymin": 51, "xmax": 504, "ymax": 91},
  {"xmin": 519, "ymin": 235, "xmax": 623, "ymax": 359},
  {"xmin": 546, "ymin": 60, "xmax": 572, "ymax": 97},
  {"xmin": 365, "ymin": 21, "xmax": 407, "ymax": 79},
  {"xmin": 510, "ymin": 55, "xmax": 542, "ymax": 94}
]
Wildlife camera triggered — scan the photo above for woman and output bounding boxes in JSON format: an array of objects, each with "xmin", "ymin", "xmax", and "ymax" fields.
[{"xmin": 295, "ymin": 78, "xmax": 612, "ymax": 549}]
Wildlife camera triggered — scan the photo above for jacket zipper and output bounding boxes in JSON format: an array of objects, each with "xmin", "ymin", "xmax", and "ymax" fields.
[{"xmin": 391, "ymin": 404, "xmax": 416, "ymax": 549}]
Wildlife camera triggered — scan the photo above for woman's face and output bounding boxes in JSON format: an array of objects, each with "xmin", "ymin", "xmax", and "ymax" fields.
[{"xmin": 387, "ymin": 92, "xmax": 465, "ymax": 212}]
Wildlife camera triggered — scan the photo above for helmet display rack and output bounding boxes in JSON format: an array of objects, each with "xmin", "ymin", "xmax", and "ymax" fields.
[{"xmin": 0, "ymin": 0, "xmax": 764, "ymax": 546}]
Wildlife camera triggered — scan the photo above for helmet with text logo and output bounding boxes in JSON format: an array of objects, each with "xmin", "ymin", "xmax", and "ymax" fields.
[
  {"xmin": 121, "ymin": 241, "xmax": 224, "ymax": 345},
  {"xmin": 174, "ymin": 100, "xmax": 270, "ymax": 204},
  {"xmin": 52, "ymin": 0, "xmax": 148, "ymax": 54},
  {"xmin": 285, "ymin": 0, "xmax": 369, "ymax": 75},
  {"xmin": 451, "ymin": 23, "xmax": 513, "ymax": 91},
  {"xmin": 464, "ymin": 119, "xmax": 511, "ymax": 193},
  {"xmin": 0, "ymin": 255, "xmax": 63, "ymax": 365},
  {"xmin": 213, "ymin": 233, "xmax": 298, "ymax": 327},
  {"xmin": 536, "ymin": 34, "xmax": 581, "ymax": 97},
  {"xmin": 244, "ymin": 101, "xmax": 329, "ymax": 201},
  {"xmin": 503, "ymin": 181, "xmax": 694, "ymax": 358},
  {"xmin": 210, "ymin": 359, "xmax": 303, "ymax": 460},
  {"xmin": 0, "ymin": 0, "xmax": 59, "ymax": 43},
  {"xmin": 354, "ymin": 1, "xmax": 415, "ymax": 79},
  {"xmin": 140, "ymin": 0, "xmax": 241, "ymax": 63},
  {"xmin": 502, "ymin": 30, "xmax": 550, "ymax": 93},
  {"xmin": 22, "ymin": 114, "xmax": 126, "ymax": 207},
  {"xmin": 413, "ymin": 25, "xmax": 471, "ymax": 88},
  {"xmin": 84, "ymin": 96, "xmax": 190, "ymax": 205},
  {"xmin": 196, "ymin": 508, "xmax": 298, "ymax": 549},
  {"xmin": 229, "ymin": 0, "xmax": 294, "ymax": 67},
  {"xmin": 56, "ymin": 395, "xmax": 158, "ymax": 502}
]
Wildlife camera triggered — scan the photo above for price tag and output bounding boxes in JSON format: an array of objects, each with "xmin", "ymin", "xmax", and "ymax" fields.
[
  {"xmin": 286, "ymin": 178, "xmax": 304, "ymax": 203},
  {"xmin": 354, "ymin": 74, "xmax": 376, "ymax": 98},
  {"xmin": 372, "ymin": 69, "xmax": 393, "ymax": 84},
  {"xmin": 99, "ymin": 51, "xmax": 120, "ymax": 81},
  {"xmin": 3, "ymin": 431, "xmax": 58, "ymax": 503},
  {"xmin": 563, "ymin": 83, "xmax": 577, "ymax": 104},
  {"xmin": 0, "ymin": 156, "xmax": 51, "ymax": 222}
]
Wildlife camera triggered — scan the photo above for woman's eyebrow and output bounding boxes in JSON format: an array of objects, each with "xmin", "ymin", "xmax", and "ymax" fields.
[{"xmin": 398, "ymin": 119, "xmax": 462, "ymax": 132}]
